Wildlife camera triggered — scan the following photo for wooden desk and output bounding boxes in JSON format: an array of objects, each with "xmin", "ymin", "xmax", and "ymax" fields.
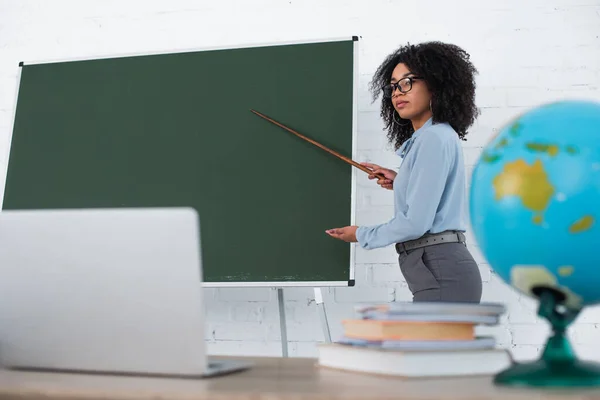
[{"xmin": 0, "ymin": 356, "xmax": 599, "ymax": 400}]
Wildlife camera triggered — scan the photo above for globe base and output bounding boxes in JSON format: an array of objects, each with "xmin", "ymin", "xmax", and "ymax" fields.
[
  {"xmin": 494, "ymin": 358, "xmax": 600, "ymax": 388},
  {"xmin": 495, "ymin": 289, "xmax": 600, "ymax": 388}
]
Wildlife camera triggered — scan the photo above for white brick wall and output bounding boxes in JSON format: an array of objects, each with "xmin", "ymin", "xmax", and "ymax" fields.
[{"xmin": 1, "ymin": 0, "xmax": 599, "ymax": 362}]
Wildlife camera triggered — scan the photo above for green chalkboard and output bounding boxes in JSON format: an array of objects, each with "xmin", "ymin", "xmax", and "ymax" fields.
[{"xmin": 3, "ymin": 38, "xmax": 358, "ymax": 286}]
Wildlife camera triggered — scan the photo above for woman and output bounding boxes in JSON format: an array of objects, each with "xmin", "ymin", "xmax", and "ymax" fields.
[{"xmin": 326, "ymin": 41, "xmax": 482, "ymax": 303}]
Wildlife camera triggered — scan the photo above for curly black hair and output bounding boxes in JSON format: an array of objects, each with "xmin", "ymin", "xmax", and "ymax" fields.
[{"xmin": 368, "ymin": 41, "xmax": 479, "ymax": 150}]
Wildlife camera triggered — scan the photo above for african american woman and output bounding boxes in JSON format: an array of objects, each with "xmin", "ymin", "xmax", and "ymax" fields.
[{"xmin": 326, "ymin": 41, "xmax": 482, "ymax": 303}]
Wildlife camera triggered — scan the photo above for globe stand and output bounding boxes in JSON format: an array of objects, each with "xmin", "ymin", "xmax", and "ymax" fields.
[{"xmin": 495, "ymin": 289, "xmax": 600, "ymax": 388}]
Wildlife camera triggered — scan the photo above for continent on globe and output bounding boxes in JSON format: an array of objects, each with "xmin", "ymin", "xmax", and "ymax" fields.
[
  {"xmin": 565, "ymin": 145, "xmax": 579, "ymax": 155},
  {"xmin": 509, "ymin": 121, "xmax": 522, "ymax": 137},
  {"xmin": 525, "ymin": 142, "xmax": 560, "ymax": 157},
  {"xmin": 493, "ymin": 159, "xmax": 555, "ymax": 224},
  {"xmin": 524, "ymin": 142, "xmax": 579, "ymax": 157},
  {"xmin": 495, "ymin": 138, "xmax": 509, "ymax": 150},
  {"xmin": 558, "ymin": 266, "xmax": 574, "ymax": 277},
  {"xmin": 510, "ymin": 265, "xmax": 582, "ymax": 310},
  {"xmin": 569, "ymin": 215, "xmax": 595, "ymax": 234},
  {"xmin": 482, "ymin": 152, "xmax": 501, "ymax": 163}
]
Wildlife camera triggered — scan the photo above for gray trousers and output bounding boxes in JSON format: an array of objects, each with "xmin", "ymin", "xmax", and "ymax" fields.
[{"xmin": 398, "ymin": 242, "xmax": 482, "ymax": 303}]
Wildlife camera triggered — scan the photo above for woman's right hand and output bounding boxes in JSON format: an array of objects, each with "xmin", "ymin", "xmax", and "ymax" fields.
[{"xmin": 361, "ymin": 162, "xmax": 397, "ymax": 190}]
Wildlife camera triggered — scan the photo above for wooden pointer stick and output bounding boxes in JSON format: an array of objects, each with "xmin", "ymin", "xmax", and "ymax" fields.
[{"xmin": 250, "ymin": 109, "xmax": 386, "ymax": 180}]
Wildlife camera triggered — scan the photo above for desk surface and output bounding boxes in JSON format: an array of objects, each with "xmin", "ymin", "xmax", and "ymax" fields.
[{"xmin": 0, "ymin": 356, "xmax": 599, "ymax": 400}]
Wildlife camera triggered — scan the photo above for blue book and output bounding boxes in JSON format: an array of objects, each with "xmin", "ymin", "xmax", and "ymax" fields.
[
  {"xmin": 336, "ymin": 336, "xmax": 497, "ymax": 351},
  {"xmin": 359, "ymin": 311, "xmax": 500, "ymax": 325}
]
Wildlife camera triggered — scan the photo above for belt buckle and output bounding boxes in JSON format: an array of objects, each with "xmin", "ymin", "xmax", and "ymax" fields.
[{"xmin": 395, "ymin": 242, "xmax": 406, "ymax": 254}]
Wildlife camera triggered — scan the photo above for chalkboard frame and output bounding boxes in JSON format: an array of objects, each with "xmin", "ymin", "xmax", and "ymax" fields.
[{"xmin": 2, "ymin": 36, "xmax": 360, "ymax": 288}]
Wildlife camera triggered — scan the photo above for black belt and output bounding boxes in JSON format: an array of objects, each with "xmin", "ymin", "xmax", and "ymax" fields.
[{"xmin": 395, "ymin": 230, "xmax": 466, "ymax": 254}]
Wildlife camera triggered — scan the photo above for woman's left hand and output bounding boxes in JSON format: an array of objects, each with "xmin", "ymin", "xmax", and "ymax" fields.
[{"xmin": 326, "ymin": 226, "xmax": 358, "ymax": 242}]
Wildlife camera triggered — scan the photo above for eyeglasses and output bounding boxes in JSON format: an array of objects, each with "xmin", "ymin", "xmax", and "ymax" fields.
[{"xmin": 381, "ymin": 76, "xmax": 423, "ymax": 98}]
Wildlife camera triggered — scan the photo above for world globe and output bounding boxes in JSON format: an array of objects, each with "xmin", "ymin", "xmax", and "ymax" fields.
[{"xmin": 469, "ymin": 100, "xmax": 600, "ymax": 310}]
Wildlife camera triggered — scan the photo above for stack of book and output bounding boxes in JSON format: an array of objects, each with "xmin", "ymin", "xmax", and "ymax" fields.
[{"xmin": 317, "ymin": 302, "xmax": 513, "ymax": 378}]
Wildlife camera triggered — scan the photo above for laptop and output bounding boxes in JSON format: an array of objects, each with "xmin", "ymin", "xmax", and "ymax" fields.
[{"xmin": 0, "ymin": 207, "xmax": 252, "ymax": 378}]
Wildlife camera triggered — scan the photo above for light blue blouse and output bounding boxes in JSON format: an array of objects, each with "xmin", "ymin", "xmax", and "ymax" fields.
[{"xmin": 356, "ymin": 117, "xmax": 468, "ymax": 250}]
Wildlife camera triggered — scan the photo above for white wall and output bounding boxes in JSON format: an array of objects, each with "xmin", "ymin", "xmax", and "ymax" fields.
[{"xmin": 1, "ymin": 0, "xmax": 600, "ymax": 360}]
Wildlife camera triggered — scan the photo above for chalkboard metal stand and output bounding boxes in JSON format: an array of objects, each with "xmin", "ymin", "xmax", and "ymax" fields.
[
  {"xmin": 314, "ymin": 287, "xmax": 332, "ymax": 343},
  {"xmin": 277, "ymin": 288, "xmax": 289, "ymax": 357},
  {"xmin": 277, "ymin": 287, "xmax": 331, "ymax": 357}
]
